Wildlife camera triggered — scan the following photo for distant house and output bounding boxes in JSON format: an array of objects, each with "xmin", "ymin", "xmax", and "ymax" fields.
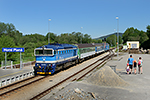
[{"xmin": 127, "ymin": 41, "xmax": 139, "ymax": 49}]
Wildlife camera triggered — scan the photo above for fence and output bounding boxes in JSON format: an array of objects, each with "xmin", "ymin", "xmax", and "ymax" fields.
[
  {"xmin": 1, "ymin": 61, "xmax": 36, "ymax": 69},
  {"xmin": 0, "ymin": 71, "xmax": 34, "ymax": 87}
]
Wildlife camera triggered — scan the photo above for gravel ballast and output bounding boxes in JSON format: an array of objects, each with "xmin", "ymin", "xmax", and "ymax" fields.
[{"xmin": 86, "ymin": 66, "xmax": 128, "ymax": 87}]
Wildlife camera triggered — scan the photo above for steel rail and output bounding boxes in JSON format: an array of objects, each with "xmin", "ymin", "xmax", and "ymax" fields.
[
  {"xmin": 0, "ymin": 76, "xmax": 47, "ymax": 98},
  {"xmin": 0, "ymin": 76, "xmax": 35, "ymax": 90}
]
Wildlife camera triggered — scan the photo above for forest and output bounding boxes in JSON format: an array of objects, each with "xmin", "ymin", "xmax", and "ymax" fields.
[{"xmin": 0, "ymin": 22, "xmax": 150, "ymax": 66}]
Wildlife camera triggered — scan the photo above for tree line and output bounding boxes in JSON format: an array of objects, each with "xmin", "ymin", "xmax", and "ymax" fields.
[{"xmin": 0, "ymin": 22, "xmax": 102, "ymax": 64}]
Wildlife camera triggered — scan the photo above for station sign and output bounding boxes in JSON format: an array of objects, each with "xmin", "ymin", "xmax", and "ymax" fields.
[{"xmin": 2, "ymin": 48, "xmax": 25, "ymax": 52}]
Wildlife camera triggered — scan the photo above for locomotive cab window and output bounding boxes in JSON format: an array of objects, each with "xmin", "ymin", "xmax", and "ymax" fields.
[
  {"xmin": 44, "ymin": 50, "xmax": 53, "ymax": 55},
  {"xmin": 35, "ymin": 50, "xmax": 43, "ymax": 55},
  {"xmin": 35, "ymin": 49, "xmax": 53, "ymax": 56}
]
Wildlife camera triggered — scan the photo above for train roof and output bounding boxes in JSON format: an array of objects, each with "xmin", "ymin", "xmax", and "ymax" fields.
[
  {"xmin": 75, "ymin": 43, "xmax": 95, "ymax": 48},
  {"xmin": 36, "ymin": 43, "xmax": 77, "ymax": 50},
  {"xmin": 75, "ymin": 43, "xmax": 109, "ymax": 48}
]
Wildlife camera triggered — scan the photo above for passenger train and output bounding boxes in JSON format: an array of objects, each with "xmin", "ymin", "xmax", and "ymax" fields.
[{"xmin": 33, "ymin": 43, "xmax": 109, "ymax": 75}]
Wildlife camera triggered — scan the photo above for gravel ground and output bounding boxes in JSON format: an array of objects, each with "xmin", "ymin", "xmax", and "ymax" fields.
[
  {"xmin": 50, "ymin": 88, "xmax": 100, "ymax": 100},
  {"xmin": 86, "ymin": 66, "xmax": 128, "ymax": 87}
]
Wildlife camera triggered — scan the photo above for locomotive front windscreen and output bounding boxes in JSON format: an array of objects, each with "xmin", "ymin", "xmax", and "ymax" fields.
[
  {"xmin": 35, "ymin": 49, "xmax": 53, "ymax": 55},
  {"xmin": 35, "ymin": 50, "xmax": 43, "ymax": 55}
]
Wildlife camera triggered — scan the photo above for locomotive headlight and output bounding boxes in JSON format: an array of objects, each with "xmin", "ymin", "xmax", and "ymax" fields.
[
  {"xmin": 37, "ymin": 64, "xmax": 40, "ymax": 66},
  {"xmin": 49, "ymin": 64, "xmax": 51, "ymax": 66}
]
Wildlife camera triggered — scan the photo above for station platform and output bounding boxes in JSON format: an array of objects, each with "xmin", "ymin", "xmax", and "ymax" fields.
[
  {"xmin": 0, "ymin": 65, "xmax": 34, "ymax": 87},
  {"xmin": 0, "ymin": 66, "xmax": 33, "ymax": 79},
  {"xmin": 104, "ymin": 53, "xmax": 150, "ymax": 99}
]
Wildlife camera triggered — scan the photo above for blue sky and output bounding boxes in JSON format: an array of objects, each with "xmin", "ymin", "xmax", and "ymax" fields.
[{"xmin": 0, "ymin": 0, "xmax": 149, "ymax": 38}]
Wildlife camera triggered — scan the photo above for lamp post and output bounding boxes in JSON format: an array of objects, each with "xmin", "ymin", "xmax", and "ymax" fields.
[
  {"xmin": 114, "ymin": 29, "xmax": 116, "ymax": 48},
  {"xmin": 116, "ymin": 16, "xmax": 119, "ymax": 57},
  {"xmin": 48, "ymin": 19, "xmax": 51, "ymax": 44},
  {"xmin": 81, "ymin": 27, "xmax": 83, "ymax": 44}
]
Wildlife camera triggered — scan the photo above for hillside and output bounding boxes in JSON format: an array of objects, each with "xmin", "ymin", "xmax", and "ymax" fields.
[{"xmin": 95, "ymin": 32, "xmax": 123, "ymax": 40}]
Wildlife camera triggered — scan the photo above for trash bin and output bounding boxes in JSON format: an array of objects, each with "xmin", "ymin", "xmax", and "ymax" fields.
[{"xmin": 110, "ymin": 65, "xmax": 116, "ymax": 73}]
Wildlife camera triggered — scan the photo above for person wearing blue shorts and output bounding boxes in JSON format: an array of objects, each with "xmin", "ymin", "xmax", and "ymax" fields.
[{"xmin": 128, "ymin": 55, "xmax": 134, "ymax": 74}]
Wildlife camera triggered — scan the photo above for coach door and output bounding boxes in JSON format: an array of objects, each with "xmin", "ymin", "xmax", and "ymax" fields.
[{"xmin": 73, "ymin": 50, "xmax": 76, "ymax": 56}]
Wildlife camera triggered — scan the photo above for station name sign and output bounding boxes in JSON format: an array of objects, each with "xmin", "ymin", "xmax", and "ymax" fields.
[{"xmin": 2, "ymin": 48, "xmax": 25, "ymax": 52}]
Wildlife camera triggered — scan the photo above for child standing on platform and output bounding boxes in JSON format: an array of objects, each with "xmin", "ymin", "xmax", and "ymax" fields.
[
  {"xmin": 125, "ymin": 63, "xmax": 130, "ymax": 74},
  {"xmin": 138, "ymin": 57, "xmax": 143, "ymax": 74}
]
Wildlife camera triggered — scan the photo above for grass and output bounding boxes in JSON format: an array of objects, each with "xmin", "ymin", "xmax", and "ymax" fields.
[
  {"xmin": 77, "ymin": 79, "xmax": 83, "ymax": 81},
  {"xmin": 0, "ymin": 56, "xmax": 35, "ymax": 67},
  {"xmin": 97, "ymin": 62, "xmax": 106, "ymax": 69}
]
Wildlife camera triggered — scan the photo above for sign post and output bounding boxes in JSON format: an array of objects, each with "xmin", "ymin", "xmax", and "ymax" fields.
[
  {"xmin": 5, "ymin": 52, "xmax": 7, "ymax": 69},
  {"xmin": 2, "ymin": 48, "xmax": 25, "ymax": 69}
]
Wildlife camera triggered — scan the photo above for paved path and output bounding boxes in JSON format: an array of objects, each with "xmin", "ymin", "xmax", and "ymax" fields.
[{"xmin": 0, "ymin": 65, "xmax": 33, "ymax": 80}]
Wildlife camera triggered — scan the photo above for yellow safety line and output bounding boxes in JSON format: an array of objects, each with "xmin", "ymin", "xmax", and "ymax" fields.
[
  {"xmin": 116, "ymin": 69, "xmax": 124, "ymax": 71},
  {"xmin": 0, "ymin": 71, "xmax": 23, "ymax": 78}
]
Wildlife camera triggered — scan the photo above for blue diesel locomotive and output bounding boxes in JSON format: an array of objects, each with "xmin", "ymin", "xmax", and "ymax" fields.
[{"xmin": 33, "ymin": 43, "xmax": 109, "ymax": 75}]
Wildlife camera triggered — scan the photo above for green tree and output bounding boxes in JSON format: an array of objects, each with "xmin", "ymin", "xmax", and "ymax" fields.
[
  {"xmin": 73, "ymin": 32, "xmax": 82, "ymax": 43},
  {"xmin": 46, "ymin": 32, "xmax": 57, "ymax": 43},
  {"xmin": 139, "ymin": 31, "xmax": 148, "ymax": 44},
  {"xmin": 97, "ymin": 39, "xmax": 102, "ymax": 43},
  {"xmin": 92, "ymin": 39, "xmax": 102, "ymax": 43},
  {"xmin": 141, "ymin": 25, "xmax": 150, "ymax": 49},
  {"xmin": 146, "ymin": 25, "xmax": 150, "ymax": 38},
  {"xmin": 82, "ymin": 34, "xmax": 92, "ymax": 43},
  {"xmin": 119, "ymin": 36, "xmax": 122, "ymax": 44},
  {"xmin": 106, "ymin": 34, "xmax": 116, "ymax": 46},
  {"xmin": 0, "ymin": 35, "xmax": 16, "ymax": 62},
  {"xmin": 122, "ymin": 27, "xmax": 149, "ymax": 48},
  {"xmin": 0, "ymin": 22, "xmax": 7, "ymax": 35}
]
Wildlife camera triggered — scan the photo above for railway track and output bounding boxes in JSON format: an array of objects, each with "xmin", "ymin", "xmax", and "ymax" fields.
[
  {"xmin": 0, "ymin": 75, "xmax": 48, "ymax": 99},
  {"xmin": 0, "ymin": 49, "xmax": 115, "ymax": 100},
  {"xmin": 30, "ymin": 49, "xmax": 114, "ymax": 100}
]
